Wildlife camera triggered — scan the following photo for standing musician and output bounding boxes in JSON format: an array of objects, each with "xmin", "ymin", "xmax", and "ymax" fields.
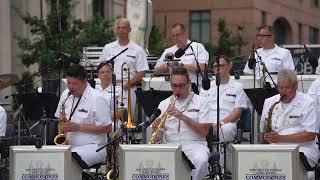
[
  {"xmin": 0, "ymin": 105, "xmax": 7, "ymax": 136},
  {"xmin": 200, "ymin": 55, "xmax": 247, "ymax": 171},
  {"xmin": 54, "ymin": 65, "xmax": 112, "ymax": 167},
  {"xmin": 243, "ymin": 25, "xmax": 294, "ymax": 85},
  {"xmin": 152, "ymin": 67, "xmax": 212, "ymax": 180},
  {"xmin": 260, "ymin": 69, "xmax": 320, "ymax": 178},
  {"xmin": 98, "ymin": 18, "xmax": 149, "ymax": 113},
  {"xmin": 153, "ymin": 23, "xmax": 209, "ymax": 94}
]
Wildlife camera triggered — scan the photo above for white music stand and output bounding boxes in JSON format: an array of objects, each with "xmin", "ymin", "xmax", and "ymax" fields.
[
  {"xmin": 232, "ymin": 144, "xmax": 304, "ymax": 180},
  {"xmin": 119, "ymin": 144, "xmax": 192, "ymax": 180},
  {"xmin": 9, "ymin": 145, "xmax": 82, "ymax": 180}
]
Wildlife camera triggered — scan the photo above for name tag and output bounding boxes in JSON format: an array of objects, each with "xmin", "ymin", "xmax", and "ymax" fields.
[
  {"xmin": 271, "ymin": 57, "xmax": 281, "ymax": 61},
  {"xmin": 185, "ymin": 53, "xmax": 194, "ymax": 56},
  {"xmin": 187, "ymin": 109, "xmax": 199, "ymax": 112},
  {"xmin": 78, "ymin": 109, "xmax": 88, "ymax": 113},
  {"xmin": 226, "ymin": 93, "xmax": 236, "ymax": 97},
  {"xmin": 289, "ymin": 115, "xmax": 300, "ymax": 119},
  {"xmin": 127, "ymin": 55, "xmax": 136, "ymax": 58}
]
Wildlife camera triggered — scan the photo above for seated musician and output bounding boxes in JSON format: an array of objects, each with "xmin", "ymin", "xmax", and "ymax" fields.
[
  {"xmin": 152, "ymin": 67, "xmax": 212, "ymax": 180},
  {"xmin": 54, "ymin": 65, "xmax": 112, "ymax": 167},
  {"xmin": 0, "ymin": 105, "xmax": 7, "ymax": 136},
  {"xmin": 199, "ymin": 55, "xmax": 247, "ymax": 171},
  {"xmin": 260, "ymin": 69, "xmax": 320, "ymax": 178}
]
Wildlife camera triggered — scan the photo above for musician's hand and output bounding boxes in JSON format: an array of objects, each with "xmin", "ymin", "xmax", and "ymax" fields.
[
  {"xmin": 264, "ymin": 131, "xmax": 280, "ymax": 143},
  {"xmin": 62, "ymin": 121, "xmax": 81, "ymax": 132},
  {"xmin": 152, "ymin": 118, "xmax": 161, "ymax": 129},
  {"xmin": 123, "ymin": 83, "xmax": 129, "ymax": 90},
  {"xmin": 167, "ymin": 106, "xmax": 184, "ymax": 120}
]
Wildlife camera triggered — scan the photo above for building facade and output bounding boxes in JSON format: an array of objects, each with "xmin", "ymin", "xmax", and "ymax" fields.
[{"xmin": 152, "ymin": 0, "xmax": 320, "ymax": 54}]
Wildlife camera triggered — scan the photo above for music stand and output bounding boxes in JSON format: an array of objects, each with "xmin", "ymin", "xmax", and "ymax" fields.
[
  {"xmin": 13, "ymin": 93, "xmax": 59, "ymax": 144},
  {"xmin": 136, "ymin": 90, "xmax": 172, "ymax": 117},
  {"xmin": 244, "ymin": 88, "xmax": 278, "ymax": 115}
]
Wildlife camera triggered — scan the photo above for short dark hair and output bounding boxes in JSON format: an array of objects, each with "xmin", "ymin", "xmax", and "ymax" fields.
[
  {"xmin": 171, "ymin": 23, "xmax": 186, "ymax": 32},
  {"xmin": 258, "ymin": 25, "xmax": 274, "ymax": 34},
  {"xmin": 66, "ymin": 64, "xmax": 87, "ymax": 80},
  {"xmin": 170, "ymin": 67, "xmax": 190, "ymax": 81},
  {"xmin": 97, "ymin": 62, "xmax": 112, "ymax": 73},
  {"xmin": 211, "ymin": 54, "xmax": 231, "ymax": 66}
]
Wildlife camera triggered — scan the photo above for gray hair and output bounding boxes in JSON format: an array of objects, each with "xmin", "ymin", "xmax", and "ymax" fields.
[
  {"xmin": 114, "ymin": 18, "xmax": 131, "ymax": 29},
  {"xmin": 277, "ymin": 69, "xmax": 297, "ymax": 84}
]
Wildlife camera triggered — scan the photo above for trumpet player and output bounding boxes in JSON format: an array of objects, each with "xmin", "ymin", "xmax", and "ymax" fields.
[
  {"xmin": 152, "ymin": 67, "xmax": 212, "ymax": 180},
  {"xmin": 55, "ymin": 65, "xmax": 112, "ymax": 167},
  {"xmin": 260, "ymin": 69, "xmax": 319, "ymax": 179}
]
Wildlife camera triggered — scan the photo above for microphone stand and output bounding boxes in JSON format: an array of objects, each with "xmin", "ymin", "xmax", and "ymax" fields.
[
  {"xmin": 255, "ymin": 51, "xmax": 276, "ymax": 88},
  {"xmin": 190, "ymin": 46, "xmax": 204, "ymax": 94}
]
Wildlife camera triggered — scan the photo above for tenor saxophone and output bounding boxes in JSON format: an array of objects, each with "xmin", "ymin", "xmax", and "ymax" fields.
[
  {"xmin": 149, "ymin": 95, "xmax": 177, "ymax": 144},
  {"xmin": 54, "ymin": 92, "xmax": 71, "ymax": 145},
  {"xmin": 262, "ymin": 99, "xmax": 281, "ymax": 144}
]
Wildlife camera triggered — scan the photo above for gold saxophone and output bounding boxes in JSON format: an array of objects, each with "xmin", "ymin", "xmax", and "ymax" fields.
[
  {"xmin": 262, "ymin": 99, "xmax": 281, "ymax": 144},
  {"xmin": 149, "ymin": 95, "xmax": 177, "ymax": 144},
  {"xmin": 54, "ymin": 92, "xmax": 71, "ymax": 145}
]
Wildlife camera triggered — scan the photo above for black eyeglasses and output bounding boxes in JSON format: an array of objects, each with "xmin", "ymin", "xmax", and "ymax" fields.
[
  {"xmin": 256, "ymin": 34, "xmax": 272, "ymax": 38},
  {"xmin": 170, "ymin": 83, "xmax": 188, "ymax": 89}
]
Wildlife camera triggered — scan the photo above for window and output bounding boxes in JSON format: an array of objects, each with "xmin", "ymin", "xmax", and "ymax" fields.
[
  {"xmin": 189, "ymin": 11, "xmax": 211, "ymax": 43},
  {"xmin": 310, "ymin": 0, "xmax": 319, "ymax": 7},
  {"xmin": 298, "ymin": 23, "xmax": 302, "ymax": 44},
  {"xmin": 309, "ymin": 26, "xmax": 319, "ymax": 44},
  {"xmin": 261, "ymin": 11, "xmax": 267, "ymax": 26},
  {"xmin": 93, "ymin": 0, "xmax": 104, "ymax": 17}
]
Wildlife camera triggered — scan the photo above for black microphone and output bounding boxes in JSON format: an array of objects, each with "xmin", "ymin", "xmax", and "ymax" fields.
[
  {"xmin": 202, "ymin": 63, "xmax": 211, "ymax": 90},
  {"xmin": 303, "ymin": 44, "xmax": 318, "ymax": 68},
  {"xmin": 174, "ymin": 41, "xmax": 193, "ymax": 58},
  {"xmin": 165, "ymin": 52, "xmax": 174, "ymax": 60},
  {"xmin": 136, "ymin": 109, "xmax": 161, "ymax": 129},
  {"xmin": 105, "ymin": 48, "xmax": 129, "ymax": 64},
  {"xmin": 59, "ymin": 52, "xmax": 80, "ymax": 64},
  {"xmin": 89, "ymin": 65, "xmax": 96, "ymax": 88},
  {"xmin": 248, "ymin": 44, "xmax": 256, "ymax": 69}
]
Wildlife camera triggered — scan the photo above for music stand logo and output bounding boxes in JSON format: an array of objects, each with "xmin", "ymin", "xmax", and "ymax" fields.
[
  {"xmin": 21, "ymin": 160, "xmax": 58, "ymax": 180},
  {"xmin": 131, "ymin": 160, "xmax": 169, "ymax": 180},
  {"xmin": 245, "ymin": 159, "xmax": 287, "ymax": 180}
]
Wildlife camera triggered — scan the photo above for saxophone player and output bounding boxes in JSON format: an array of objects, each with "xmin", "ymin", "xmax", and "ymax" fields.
[
  {"xmin": 54, "ymin": 65, "xmax": 112, "ymax": 167},
  {"xmin": 152, "ymin": 67, "xmax": 212, "ymax": 180},
  {"xmin": 260, "ymin": 69, "xmax": 320, "ymax": 179}
]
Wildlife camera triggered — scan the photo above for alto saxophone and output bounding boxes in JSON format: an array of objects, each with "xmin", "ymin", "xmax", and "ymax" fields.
[
  {"xmin": 262, "ymin": 99, "xmax": 281, "ymax": 144},
  {"xmin": 54, "ymin": 92, "xmax": 71, "ymax": 145},
  {"xmin": 149, "ymin": 95, "xmax": 177, "ymax": 144}
]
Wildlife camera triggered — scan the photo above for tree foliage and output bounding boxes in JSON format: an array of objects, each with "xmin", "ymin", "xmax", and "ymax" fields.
[
  {"xmin": 14, "ymin": 0, "xmax": 115, "ymax": 71},
  {"xmin": 148, "ymin": 25, "xmax": 167, "ymax": 56}
]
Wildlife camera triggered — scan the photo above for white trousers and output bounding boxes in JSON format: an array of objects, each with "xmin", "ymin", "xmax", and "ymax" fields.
[
  {"xmin": 180, "ymin": 141, "xmax": 210, "ymax": 180},
  {"xmin": 72, "ymin": 144, "xmax": 107, "ymax": 167}
]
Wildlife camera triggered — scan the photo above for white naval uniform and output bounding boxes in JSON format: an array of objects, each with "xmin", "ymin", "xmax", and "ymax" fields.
[
  {"xmin": 96, "ymin": 84, "xmax": 124, "ymax": 111},
  {"xmin": 307, "ymin": 78, "xmax": 320, "ymax": 109},
  {"xmin": 243, "ymin": 44, "xmax": 294, "ymax": 85},
  {"xmin": 157, "ymin": 93, "xmax": 212, "ymax": 180},
  {"xmin": 99, "ymin": 40, "xmax": 149, "ymax": 113},
  {"xmin": 0, "ymin": 105, "xmax": 7, "ymax": 136},
  {"xmin": 260, "ymin": 92, "xmax": 320, "ymax": 167},
  {"xmin": 55, "ymin": 84, "xmax": 112, "ymax": 166},
  {"xmin": 200, "ymin": 79, "xmax": 247, "ymax": 141},
  {"xmin": 155, "ymin": 40, "xmax": 209, "ymax": 86}
]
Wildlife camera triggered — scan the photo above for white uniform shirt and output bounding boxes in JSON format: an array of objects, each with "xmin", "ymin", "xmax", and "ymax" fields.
[
  {"xmin": 260, "ymin": 92, "xmax": 320, "ymax": 166},
  {"xmin": 199, "ymin": 79, "xmax": 247, "ymax": 124},
  {"xmin": 99, "ymin": 40, "xmax": 149, "ymax": 111},
  {"xmin": 155, "ymin": 40, "xmax": 209, "ymax": 85},
  {"xmin": 307, "ymin": 78, "xmax": 320, "ymax": 108},
  {"xmin": 55, "ymin": 84, "xmax": 112, "ymax": 146},
  {"xmin": 96, "ymin": 84, "xmax": 125, "ymax": 110},
  {"xmin": 158, "ymin": 93, "xmax": 212, "ymax": 143},
  {"xmin": 0, "ymin": 106, "xmax": 7, "ymax": 136},
  {"xmin": 243, "ymin": 44, "xmax": 294, "ymax": 84}
]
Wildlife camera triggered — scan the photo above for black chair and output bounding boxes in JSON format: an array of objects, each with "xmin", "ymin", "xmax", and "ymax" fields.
[{"xmin": 72, "ymin": 152, "xmax": 105, "ymax": 180}]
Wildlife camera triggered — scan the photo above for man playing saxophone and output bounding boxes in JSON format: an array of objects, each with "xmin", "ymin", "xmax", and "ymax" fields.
[
  {"xmin": 54, "ymin": 65, "xmax": 112, "ymax": 167},
  {"xmin": 152, "ymin": 67, "xmax": 212, "ymax": 180},
  {"xmin": 260, "ymin": 69, "xmax": 320, "ymax": 179}
]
